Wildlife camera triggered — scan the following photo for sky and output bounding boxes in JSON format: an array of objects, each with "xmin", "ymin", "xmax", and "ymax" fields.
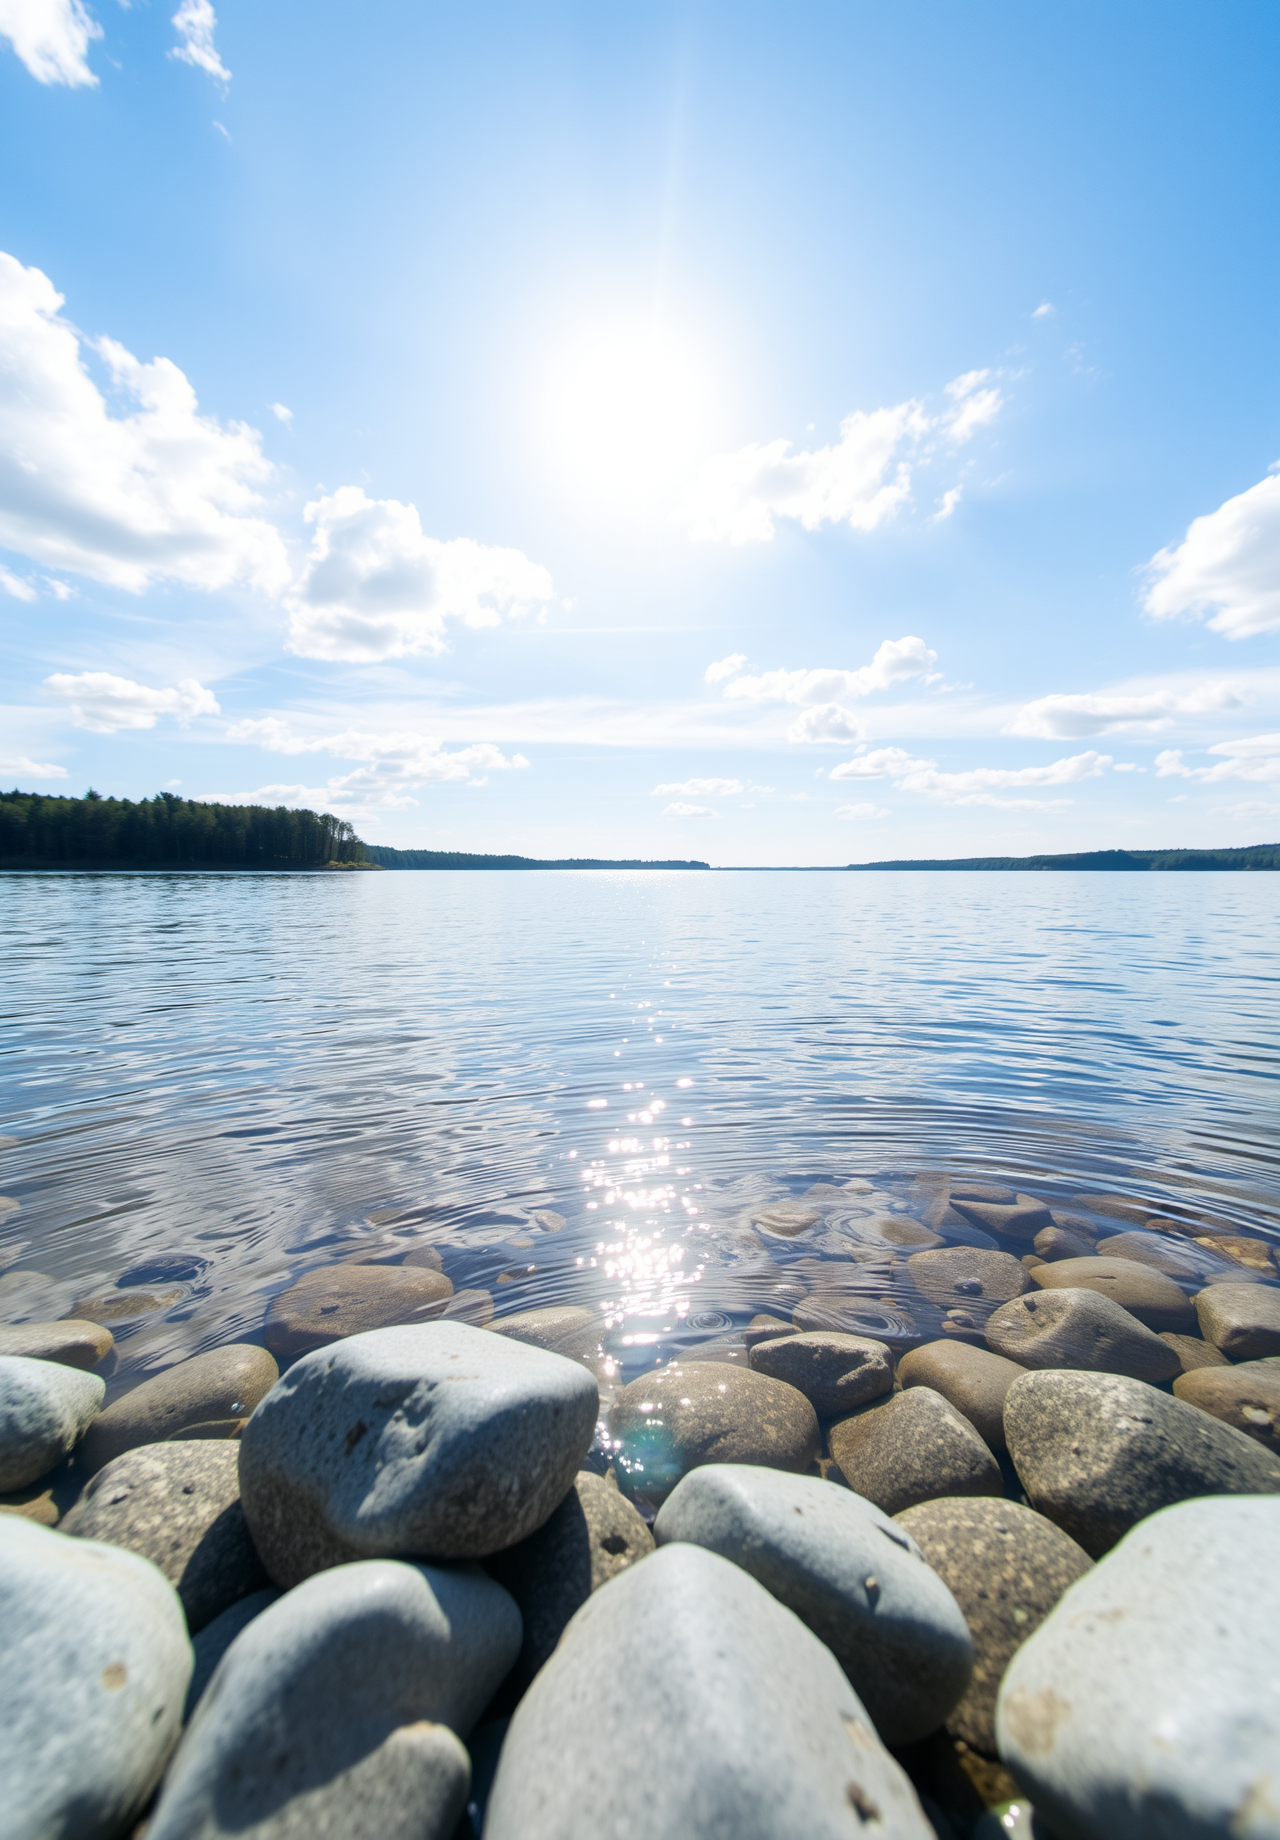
[{"xmin": 2, "ymin": 1, "xmax": 1280, "ymax": 865}]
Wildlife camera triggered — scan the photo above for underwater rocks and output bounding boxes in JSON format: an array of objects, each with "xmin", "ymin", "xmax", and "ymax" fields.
[
  {"xmin": 829, "ymin": 1385, "xmax": 1003, "ymax": 1515},
  {"xmin": 0, "ymin": 1317, "xmax": 114, "ymax": 1369},
  {"xmin": 264, "ymin": 1263, "xmax": 455, "ymax": 1357},
  {"xmin": 984, "ymin": 1288, "xmax": 1180, "ymax": 1383},
  {"xmin": 609, "ymin": 1361, "xmax": 819, "ymax": 1503},
  {"xmin": 897, "ymin": 1339, "xmax": 1026, "ymax": 1451},
  {"xmin": 80, "ymin": 1343, "xmax": 278, "ymax": 1472},
  {"xmin": 747, "ymin": 1330, "xmax": 894, "ymax": 1416}
]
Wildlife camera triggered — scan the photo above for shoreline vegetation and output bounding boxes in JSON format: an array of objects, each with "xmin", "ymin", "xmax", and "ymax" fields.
[{"xmin": 845, "ymin": 844, "xmax": 1280, "ymax": 871}]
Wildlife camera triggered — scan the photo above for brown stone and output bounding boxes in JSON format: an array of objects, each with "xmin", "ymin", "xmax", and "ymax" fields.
[
  {"xmin": 1094, "ymin": 1231, "xmax": 1212, "ymax": 1279},
  {"xmin": 896, "ymin": 1340, "xmax": 1025, "ymax": 1451},
  {"xmin": 401, "ymin": 1245, "xmax": 444, "ymax": 1271},
  {"xmin": 748, "ymin": 1331, "xmax": 894, "ymax": 1417},
  {"xmin": 70, "ymin": 1288, "xmax": 183, "ymax": 1324},
  {"xmin": 906, "ymin": 1247, "xmax": 1031, "ymax": 1311},
  {"xmin": 79, "ymin": 1343, "xmax": 279, "ymax": 1473},
  {"xmin": 1195, "ymin": 1236, "xmax": 1278, "ymax": 1275},
  {"xmin": 1159, "ymin": 1332, "xmax": 1230, "ymax": 1375},
  {"xmin": 742, "ymin": 1314, "xmax": 797, "ymax": 1349},
  {"xmin": 828, "ymin": 1386, "xmax": 1002, "ymax": 1516},
  {"xmin": 985, "ymin": 1289, "xmax": 1180, "ymax": 1383},
  {"xmin": 608, "ymin": 1362, "xmax": 819, "ymax": 1504},
  {"xmin": 1032, "ymin": 1225, "xmax": 1096, "ymax": 1263},
  {"xmin": 793, "ymin": 1293, "xmax": 918, "ymax": 1343},
  {"xmin": 1030, "ymin": 1257, "xmax": 1194, "ymax": 1331},
  {"xmin": 1194, "ymin": 1284, "xmax": 1280, "ymax": 1360},
  {"xmin": 264, "ymin": 1263, "xmax": 454, "ymax": 1358},
  {"xmin": 750, "ymin": 1202, "xmax": 822, "ymax": 1237},
  {"xmin": 1072, "ymin": 1195, "xmax": 1155, "ymax": 1226},
  {"xmin": 1174, "ymin": 1363, "xmax": 1280, "ymax": 1453},
  {"xmin": 947, "ymin": 1196, "xmax": 1052, "ymax": 1243},
  {"xmin": 0, "ymin": 1318, "xmax": 114, "ymax": 1369}
]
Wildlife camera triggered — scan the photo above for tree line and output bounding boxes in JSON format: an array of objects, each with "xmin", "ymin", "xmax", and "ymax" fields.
[
  {"xmin": 848, "ymin": 845, "xmax": 1280, "ymax": 871},
  {"xmin": 0, "ymin": 790, "xmax": 365, "ymax": 869}
]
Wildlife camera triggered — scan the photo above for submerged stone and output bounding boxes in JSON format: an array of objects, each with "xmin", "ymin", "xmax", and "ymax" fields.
[
  {"xmin": 984, "ymin": 1288, "xmax": 1179, "ymax": 1383},
  {"xmin": 264, "ymin": 1263, "xmax": 455, "ymax": 1358},
  {"xmin": 608, "ymin": 1361, "xmax": 818, "ymax": 1503}
]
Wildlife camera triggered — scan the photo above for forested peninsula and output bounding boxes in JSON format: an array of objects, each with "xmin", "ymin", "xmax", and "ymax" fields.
[
  {"xmin": 848, "ymin": 844, "xmax": 1280, "ymax": 871},
  {"xmin": 364, "ymin": 845, "xmax": 709, "ymax": 870},
  {"xmin": 0, "ymin": 791, "xmax": 365, "ymax": 870}
]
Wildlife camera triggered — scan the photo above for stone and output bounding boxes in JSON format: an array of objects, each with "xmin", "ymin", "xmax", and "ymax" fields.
[
  {"xmin": 441, "ymin": 1287, "xmax": 495, "ymax": 1326},
  {"xmin": 1194, "ymin": 1233, "xmax": 1277, "ymax": 1274},
  {"xmin": 1031, "ymin": 1224, "xmax": 1096, "ymax": 1263},
  {"xmin": 895, "ymin": 1497, "xmax": 1093, "ymax": 1754},
  {"xmin": 654, "ymin": 1466, "xmax": 973, "ymax": 1745},
  {"xmin": 907, "ymin": 1247, "xmax": 1032, "ymax": 1310},
  {"xmin": 948, "ymin": 1196, "xmax": 1052, "ymax": 1243},
  {"xmin": 748, "ymin": 1331, "xmax": 894, "ymax": 1417},
  {"xmin": 1003, "ymin": 1368, "xmax": 1280, "ymax": 1555},
  {"xmin": 985, "ymin": 1289, "xmax": 1180, "ymax": 1383},
  {"xmin": 185, "ymin": 1586, "xmax": 280, "ymax": 1719},
  {"xmin": 829, "ymin": 1386, "xmax": 1003, "ymax": 1516},
  {"xmin": 751, "ymin": 1201, "xmax": 823, "ymax": 1237},
  {"xmin": 608, "ymin": 1361, "xmax": 819, "ymax": 1504},
  {"xmin": 0, "ymin": 1317, "xmax": 114, "ymax": 1369},
  {"xmin": 996, "ymin": 1496, "xmax": 1280, "ymax": 1840},
  {"xmin": 78, "ymin": 1343, "xmax": 279, "ymax": 1474},
  {"xmin": 1030, "ymin": 1257, "xmax": 1195, "ymax": 1330},
  {"xmin": 794, "ymin": 1293, "xmax": 919, "ymax": 1343},
  {"xmin": 485, "ymin": 1471, "xmax": 653, "ymax": 1703},
  {"xmin": 868, "ymin": 1217, "xmax": 945, "ymax": 1249},
  {"xmin": 0, "ymin": 1354, "xmax": 104, "ymax": 1490},
  {"xmin": 63, "ymin": 1441, "xmax": 268, "ymax": 1632},
  {"xmin": 743, "ymin": 1313, "xmax": 798, "ymax": 1348},
  {"xmin": 948, "ymin": 1182, "xmax": 1016, "ymax": 1204},
  {"xmin": 1094, "ymin": 1230, "xmax": 1219, "ymax": 1279},
  {"xmin": 0, "ymin": 1269, "xmax": 71, "ymax": 1320},
  {"xmin": 264, "ymin": 1263, "xmax": 455, "ymax": 1358},
  {"xmin": 532, "ymin": 1208, "xmax": 567, "ymax": 1232},
  {"xmin": 488, "ymin": 1304, "xmax": 598, "ymax": 1351},
  {"xmin": 0, "ymin": 1514, "xmax": 192, "ymax": 1839},
  {"xmin": 484, "ymin": 1542, "xmax": 934, "ymax": 1840},
  {"xmin": 1173, "ymin": 1362, "xmax": 1280, "ymax": 1453},
  {"xmin": 1071, "ymin": 1193, "xmax": 1154, "ymax": 1226},
  {"xmin": 239, "ymin": 1321, "xmax": 600, "ymax": 1586},
  {"xmin": 72, "ymin": 1287, "xmax": 184, "ymax": 1323},
  {"xmin": 0, "ymin": 1461, "xmax": 83, "ymax": 1525},
  {"xmin": 897, "ymin": 1340, "xmax": 1026, "ymax": 1451},
  {"xmin": 1194, "ymin": 1282, "xmax": 1280, "ymax": 1359},
  {"xmin": 1159, "ymin": 1330, "xmax": 1229, "ymax": 1373},
  {"xmin": 148, "ymin": 1559, "xmax": 517, "ymax": 1840}
]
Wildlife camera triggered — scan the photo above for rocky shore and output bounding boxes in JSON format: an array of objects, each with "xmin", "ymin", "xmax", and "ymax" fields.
[{"xmin": 2, "ymin": 1172, "xmax": 1280, "ymax": 1839}]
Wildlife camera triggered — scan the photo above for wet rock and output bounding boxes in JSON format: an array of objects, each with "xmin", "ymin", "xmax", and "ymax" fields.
[
  {"xmin": 794, "ymin": 1293, "xmax": 919, "ymax": 1343},
  {"xmin": 0, "ymin": 1269, "xmax": 73, "ymax": 1320},
  {"xmin": 748, "ymin": 1330, "xmax": 894, "ymax": 1416},
  {"xmin": 0, "ymin": 1317, "xmax": 114, "ymax": 1369},
  {"xmin": 948, "ymin": 1196, "xmax": 1052, "ymax": 1243},
  {"xmin": 63, "ymin": 1441, "xmax": 268, "ymax": 1632},
  {"xmin": 401, "ymin": 1243, "xmax": 445, "ymax": 1271},
  {"xmin": 485, "ymin": 1471, "xmax": 653, "ymax": 1703},
  {"xmin": 0, "ymin": 1354, "xmax": 104, "ymax": 1490},
  {"xmin": 1030, "ymin": 1257, "xmax": 1195, "ymax": 1331},
  {"xmin": 441, "ymin": 1287, "xmax": 495, "ymax": 1326},
  {"xmin": 72, "ymin": 1287, "xmax": 184, "ymax": 1323},
  {"xmin": 484, "ymin": 1541, "xmax": 934, "ymax": 1840},
  {"xmin": 907, "ymin": 1247, "xmax": 1032, "ymax": 1311},
  {"xmin": 1159, "ymin": 1331, "xmax": 1229, "ymax": 1374},
  {"xmin": 1071, "ymin": 1193, "xmax": 1154, "ymax": 1226},
  {"xmin": 0, "ymin": 1460, "xmax": 83, "ymax": 1525},
  {"xmin": 1194, "ymin": 1281, "xmax": 1280, "ymax": 1359},
  {"xmin": 489, "ymin": 1304, "xmax": 598, "ymax": 1351},
  {"xmin": 1, "ymin": 1514, "xmax": 191, "ymax": 1839},
  {"xmin": 751, "ymin": 1201, "xmax": 823, "ymax": 1238},
  {"xmin": 184, "ymin": 1586, "xmax": 280, "ymax": 1719},
  {"xmin": 609, "ymin": 1361, "xmax": 818, "ymax": 1504},
  {"xmin": 866, "ymin": 1217, "xmax": 945, "ymax": 1249},
  {"xmin": 996, "ymin": 1496, "xmax": 1280, "ymax": 1840},
  {"xmin": 264, "ymin": 1263, "xmax": 455, "ymax": 1358},
  {"xmin": 1194, "ymin": 1233, "xmax": 1278, "ymax": 1274},
  {"xmin": 949, "ymin": 1182, "xmax": 1017, "ymax": 1205},
  {"xmin": 895, "ymin": 1497, "xmax": 1093, "ymax": 1754},
  {"xmin": 829, "ymin": 1386, "xmax": 1003, "ymax": 1516},
  {"xmin": 1003, "ymin": 1368, "xmax": 1280, "ymax": 1555},
  {"xmin": 1173, "ymin": 1361, "xmax": 1280, "ymax": 1453},
  {"xmin": 149, "ymin": 1559, "xmax": 516, "ymax": 1840},
  {"xmin": 654, "ymin": 1465, "xmax": 973, "ymax": 1745},
  {"xmin": 79, "ymin": 1344, "xmax": 278, "ymax": 1474},
  {"xmin": 1031, "ymin": 1224, "xmax": 1096, "ymax": 1263},
  {"xmin": 985, "ymin": 1289, "xmax": 1180, "ymax": 1383},
  {"xmin": 240, "ymin": 1321, "xmax": 600, "ymax": 1585},
  {"xmin": 1094, "ymin": 1229, "xmax": 1219, "ymax": 1280},
  {"xmin": 897, "ymin": 1340, "xmax": 1026, "ymax": 1451},
  {"xmin": 743, "ymin": 1313, "xmax": 797, "ymax": 1348},
  {"xmin": 532, "ymin": 1208, "xmax": 567, "ymax": 1232}
]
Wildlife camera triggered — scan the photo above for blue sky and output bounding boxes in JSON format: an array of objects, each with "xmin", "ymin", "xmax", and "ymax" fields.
[{"xmin": 2, "ymin": 1, "xmax": 1279, "ymax": 863}]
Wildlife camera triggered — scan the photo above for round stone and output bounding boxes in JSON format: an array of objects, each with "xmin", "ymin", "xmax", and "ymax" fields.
[
  {"xmin": 609, "ymin": 1361, "xmax": 819, "ymax": 1504},
  {"xmin": 1031, "ymin": 1224, "xmax": 1096, "ymax": 1262},
  {"xmin": 0, "ymin": 1355, "xmax": 104, "ymax": 1491},
  {"xmin": 0, "ymin": 1318, "xmax": 114, "ymax": 1369},
  {"xmin": 72, "ymin": 1288, "xmax": 184, "ymax": 1324},
  {"xmin": 828, "ymin": 1386, "xmax": 1003, "ymax": 1516},
  {"xmin": 984, "ymin": 1288, "xmax": 1180, "ymax": 1383},
  {"xmin": 1158, "ymin": 1331, "xmax": 1229, "ymax": 1374},
  {"xmin": 264, "ymin": 1264, "xmax": 455, "ymax": 1358},
  {"xmin": 79, "ymin": 1344, "xmax": 278, "ymax": 1474},
  {"xmin": 751, "ymin": 1202, "xmax": 823, "ymax": 1238},
  {"xmin": 1173, "ymin": 1361, "xmax": 1280, "ymax": 1453},
  {"xmin": 1030, "ymin": 1258, "xmax": 1195, "ymax": 1331},
  {"xmin": 946, "ymin": 1196, "xmax": 1052, "ymax": 1243},
  {"xmin": 906, "ymin": 1248, "xmax": 1032, "ymax": 1310},
  {"xmin": 748, "ymin": 1331, "xmax": 894, "ymax": 1417},
  {"xmin": 1194, "ymin": 1282, "xmax": 1280, "ymax": 1359},
  {"xmin": 1093, "ymin": 1230, "xmax": 1221, "ymax": 1280},
  {"xmin": 896, "ymin": 1340, "xmax": 1026, "ymax": 1451}
]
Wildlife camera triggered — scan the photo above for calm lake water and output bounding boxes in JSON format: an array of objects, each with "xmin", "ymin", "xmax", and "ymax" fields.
[{"xmin": 2, "ymin": 869, "xmax": 1277, "ymax": 1400}]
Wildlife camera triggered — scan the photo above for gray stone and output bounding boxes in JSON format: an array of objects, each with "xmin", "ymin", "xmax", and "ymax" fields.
[
  {"xmin": 743, "ymin": 1313, "xmax": 798, "ymax": 1348},
  {"xmin": 748, "ymin": 1331, "xmax": 894, "ymax": 1416},
  {"xmin": 0, "ymin": 1354, "xmax": 104, "ymax": 1490},
  {"xmin": 997, "ymin": 1496, "xmax": 1280, "ymax": 1840},
  {"xmin": 239, "ymin": 1321, "xmax": 600, "ymax": 1585},
  {"xmin": 185, "ymin": 1587, "xmax": 280, "ymax": 1719},
  {"xmin": 0, "ymin": 1317, "xmax": 114, "ymax": 1369},
  {"xmin": 751, "ymin": 1201, "xmax": 823, "ymax": 1237},
  {"xmin": 1003, "ymin": 1368, "xmax": 1280, "ymax": 1555},
  {"xmin": 264, "ymin": 1263, "xmax": 455, "ymax": 1358},
  {"xmin": 73, "ymin": 1286, "xmax": 185, "ymax": 1324},
  {"xmin": 79, "ymin": 1343, "xmax": 279, "ymax": 1473},
  {"xmin": 895, "ymin": 1497, "xmax": 1093, "ymax": 1754},
  {"xmin": 654, "ymin": 1465, "xmax": 973, "ymax": 1745},
  {"xmin": 985, "ymin": 1288, "xmax": 1180, "ymax": 1383},
  {"xmin": 829, "ymin": 1386, "xmax": 1003, "ymax": 1516},
  {"xmin": 0, "ymin": 1269, "xmax": 74, "ymax": 1321},
  {"xmin": 1030, "ymin": 1257, "xmax": 1195, "ymax": 1331},
  {"xmin": 1094, "ymin": 1229, "xmax": 1223, "ymax": 1280},
  {"xmin": 1031, "ymin": 1225, "xmax": 1096, "ymax": 1263},
  {"xmin": 609, "ymin": 1361, "xmax": 819, "ymax": 1504},
  {"xmin": 794, "ymin": 1293, "xmax": 920, "ymax": 1343},
  {"xmin": 1071, "ymin": 1193, "xmax": 1154, "ymax": 1226},
  {"xmin": 1194, "ymin": 1282, "xmax": 1280, "ymax": 1359},
  {"xmin": 897, "ymin": 1340, "xmax": 1026, "ymax": 1451},
  {"xmin": 485, "ymin": 1471, "xmax": 653, "ymax": 1702},
  {"xmin": 63, "ymin": 1441, "xmax": 268, "ymax": 1632},
  {"xmin": 1173, "ymin": 1361, "xmax": 1280, "ymax": 1453},
  {"xmin": 149, "ymin": 1559, "xmax": 515, "ymax": 1840},
  {"xmin": 1159, "ymin": 1331, "xmax": 1229, "ymax": 1374},
  {"xmin": 0, "ymin": 1514, "xmax": 192, "ymax": 1839},
  {"xmin": 948, "ymin": 1196, "xmax": 1052, "ymax": 1243},
  {"xmin": 907, "ymin": 1247, "xmax": 1032, "ymax": 1311},
  {"xmin": 488, "ymin": 1304, "xmax": 598, "ymax": 1351},
  {"xmin": 484, "ymin": 1541, "xmax": 934, "ymax": 1840}
]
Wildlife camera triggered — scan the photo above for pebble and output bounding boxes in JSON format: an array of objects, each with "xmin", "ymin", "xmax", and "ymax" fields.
[
  {"xmin": 79, "ymin": 1343, "xmax": 279, "ymax": 1473},
  {"xmin": 897, "ymin": 1340, "xmax": 1027, "ymax": 1451},
  {"xmin": 484, "ymin": 1541, "xmax": 934, "ymax": 1840},
  {"xmin": 1071, "ymin": 1193, "xmax": 1153, "ymax": 1226},
  {"xmin": 750, "ymin": 1201, "xmax": 823, "ymax": 1237},
  {"xmin": 1194, "ymin": 1282, "xmax": 1280, "ymax": 1359},
  {"xmin": 488, "ymin": 1304, "xmax": 598, "ymax": 1352},
  {"xmin": 947, "ymin": 1196, "xmax": 1052, "ymax": 1243},
  {"xmin": 906, "ymin": 1247, "xmax": 1032, "ymax": 1310},
  {"xmin": 1159, "ymin": 1331, "xmax": 1229, "ymax": 1373},
  {"xmin": 794, "ymin": 1293, "xmax": 919, "ymax": 1342},
  {"xmin": 654, "ymin": 1465, "xmax": 973, "ymax": 1745},
  {"xmin": 1173, "ymin": 1361, "xmax": 1280, "ymax": 1453},
  {"xmin": 0, "ymin": 1514, "xmax": 192, "ymax": 1839},
  {"xmin": 63, "ymin": 1441, "xmax": 268, "ymax": 1632},
  {"xmin": 1031, "ymin": 1224, "xmax": 1096, "ymax": 1262},
  {"xmin": 1030, "ymin": 1257, "xmax": 1195, "ymax": 1331},
  {"xmin": 829, "ymin": 1385, "xmax": 1003, "ymax": 1515},
  {"xmin": 1003, "ymin": 1368, "xmax": 1280, "ymax": 1555},
  {"xmin": 984, "ymin": 1288, "xmax": 1180, "ymax": 1383},
  {"xmin": 485, "ymin": 1470, "xmax": 654, "ymax": 1703},
  {"xmin": 996, "ymin": 1496, "xmax": 1280, "ymax": 1840},
  {"xmin": 743, "ymin": 1313, "xmax": 798, "ymax": 1348},
  {"xmin": 264, "ymin": 1263, "xmax": 455, "ymax": 1358},
  {"xmin": 148, "ymin": 1559, "xmax": 517, "ymax": 1840},
  {"xmin": 748, "ymin": 1330, "xmax": 894, "ymax": 1416},
  {"xmin": 0, "ymin": 1354, "xmax": 104, "ymax": 1490},
  {"xmin": 1094, "ymin": 1230, "xmax": 1219, "ymax": 1279},
  {"xmin": 239, "ymin": 1321, "xmax": 600, "ymax": 1585},
  {"xmin": 0, "ymin": 1317, "xmax": 114, "ymax": 1369},
  {"xmin": 894, "ymin": 1497, "xmax": 1093, "ymax": 1754},
  {"xmin": 608, "ymin": 1361, "xmax": 819, "ymax": 1503},
  {"xmin": 73, "ymin": 1287, "xmax": 184, "ymax": 1323},
  {"xmin": 184, "ymin": 1586, "xmax": 279, "ymax": 1719}
]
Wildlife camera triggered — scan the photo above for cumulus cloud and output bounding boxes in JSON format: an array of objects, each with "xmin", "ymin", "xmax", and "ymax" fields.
[
  {"xmin": 0, "ymin": 252, "xmax": 288, "ymax": 594},
  {"xmin": 786, "ymin": 703, "xmax": 864, "ymax": 744},
  {"xmin": 662, "ymin": 801, "xmax": 716, "ymax": 818},
  {"xmin": 0, "ymin": 752, "xmax": 68, "ymax": 779},
  {"xmin": 931, "ymin": 486, "xmax": 962, "ymax": 522},
  {"xmin": 652, "ymin": 777, "xmax": 743, "ymax": 797},
  {"xmin": 830, "ymin": 746, "xmax": 1113, "ymax": 806},
  {"xmin": 1155, "ymin": 734, "xmax": 1280, "ymax": 786},
  {"xmin": 0, "ymin": 0, "xmax": 100, "ymax": 86},
  {"xmin": 43, "ymin": 672, "xmax": 220, "ymax": 733},
  {"xmin": 713, "ymin": 638, "xmax": 938, "ymax": 723},
  {"xmin": 1009, "ymin": 681, "xmax": 1245, "ymax": 737},
  {"xmin": 286, "ymin": 487, "xmax": 555, "ymax": 661},
  {"xmin": 1033, "ymin": 302, "xmax": 1055, "ymax": 320},
  {"xmin": 704, "ymin": 653, "xmax": 747, "ymax": 685},
  {"xmin": 1144, "ymin": 470, "xmax": 1280, "ymax": 638},
  {"xmin": 834, "ymin": 802, "xmax": 888, "ymax": 820},
  {"xmin": 224, "ymin": 715, "xmax": 529, "ymax": 803},
  {"xmin": 685, "ymin": 372, "xmax": 1001, "ymax": 544},
  {"xmin": 170, "ymin": 0, "xmax": 229, "ymax": 80}
]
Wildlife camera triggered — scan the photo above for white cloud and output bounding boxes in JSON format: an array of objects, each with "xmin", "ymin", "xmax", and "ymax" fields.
[
  {"xmin": 0, "ymin": 0, "xmax": 100, "ymax": 86},
  {"xmin": 834, "ymin": 802, "xmax": 888, "ymax": 820},
  {"xmin": 0, "ymin": 253, "xmax": 288, "ymax": 594},
  {"xmin": 1033, "ymin": 302, "xmax": 1055, "ymax": 320},
  {"xmin": 224, "ymin": 715, "xmax": 529, "ymax": 802},
  {"xmin": 829, "ymin": 747, "xmax": 926, "ymax": 783},
  {"xmin": 931, "ymin": 486, "xmax": 963, "ymax": 522},
  {"xmin": 704, "ymin": 653, "xmax": 747, "ymax": 685},
  {"xmin": 1144, "ymin": 470, "xmax": 1280, "ymax": 638},
  {"xmin": 0, "ymin": 752, "xmax": 68, "ymax": 779},
  {"xmin": 716, "ymin": 637, "xmax": 938, "ymax": 715},
  {"xmin": 43, "ymin": 671, "xmax": 220, "ymax": 733},
  {"xmin": 286, "ymin": 487, "xmax": 555, "ymax": 661},
  {"xmin": 1009, "ymin": 681, "xmax": 1245, "ymax": 737},
  {"xmin": 786, "ymin": 703, "xmax": 864, "ymax": 744},
  {"xmin": 1156, "ymin": 734, "xmax": 1280, "ymax": 786},
  {"xmin": 0, "ymin": 564, "xmax": 35, "ymax": 601},
  {"xmin": 652, "ymin": 777, "xmax": 743, "ymax": 797},
  {"xmin": 270, "ymin": 402, "xmax": 293, "ymax": 426},
  {"xmin": 170, "ymin": 0, "xmax": 229, "ymax": 81},
  {"xmin": 662, "ymin": 801, "xmax": 717, "ymax": 818},
  {"xmin": 830, "ymin": 746, "xmax": 1113, "ymax": 805}
]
